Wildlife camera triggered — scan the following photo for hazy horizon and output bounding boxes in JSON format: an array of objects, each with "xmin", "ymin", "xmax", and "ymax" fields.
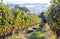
[{"xmin": 0, "ymin": 0, "xmax": 51, "ymax": 5}]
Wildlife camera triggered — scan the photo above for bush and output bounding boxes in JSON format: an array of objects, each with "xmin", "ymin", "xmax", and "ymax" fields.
[{"xmin": 28, "ymin": 31, "xmax": 45, "ymax": 39}]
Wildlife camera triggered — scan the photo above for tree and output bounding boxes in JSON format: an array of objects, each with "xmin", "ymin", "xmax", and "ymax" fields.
[
  {"xmin": 1, "ymin": 0, "xmax": 3, "ymax": 3},
  {"xmin": 46, "ymin": 0, "xmax": 60, "ymax": 37},
  {"xmin": 50, "ymin": 0, "xmax": 60, "ymax": 4},
  {"xmin": 39, "ymin": 12, "xmax": 46, "ymax": 23},
  {"xmin": 0, "ymin": 1, "xmax": 41, "ymax": 27}
]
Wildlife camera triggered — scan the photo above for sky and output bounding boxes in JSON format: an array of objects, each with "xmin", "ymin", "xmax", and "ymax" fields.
[{"xmin": 1, "ymin": 0, "xmax": 51, "ymax": 4}]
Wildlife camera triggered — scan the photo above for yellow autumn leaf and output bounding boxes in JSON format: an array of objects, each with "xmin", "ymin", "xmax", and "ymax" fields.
[{"xmin": 0, "ymin": 16, "xmax": 2, "ymax": 18}]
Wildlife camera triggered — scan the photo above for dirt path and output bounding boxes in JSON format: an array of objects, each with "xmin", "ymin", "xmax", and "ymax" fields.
[
  {"xmin": 43, "ymin": 23, "xmax": 57, "ymax": 39},
  {"xmin": 3, "ymin": 24, "xmax": 40, "ymax": 39}
]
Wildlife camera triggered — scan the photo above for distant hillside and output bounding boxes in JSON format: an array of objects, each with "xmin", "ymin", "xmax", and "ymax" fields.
[{"xmin": 8, "ymin": 3, "xmax": 47, "ymax": 15}]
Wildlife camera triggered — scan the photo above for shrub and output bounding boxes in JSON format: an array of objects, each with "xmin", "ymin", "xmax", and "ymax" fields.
[{"xmin": 28, "ymin": 31, "xmax": 45, "ymax": 39}]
